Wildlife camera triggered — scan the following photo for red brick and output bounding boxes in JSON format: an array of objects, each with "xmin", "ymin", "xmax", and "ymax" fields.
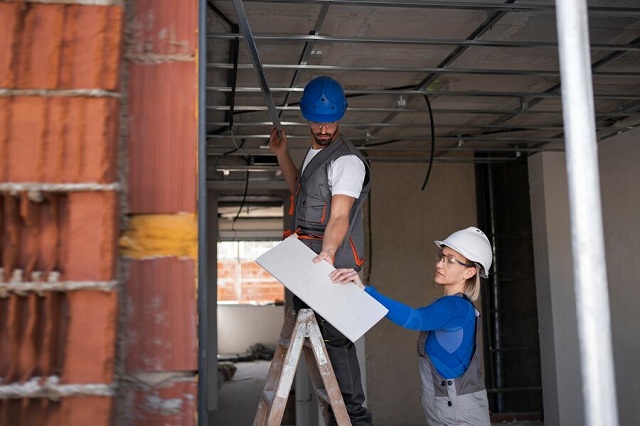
[
  {"xmin": 62, "ymin": 291, "xmax": 118, "ymax": 384},
  {"xmin": 127, "ymin": 62, "xmax": 197, "ymax": 214},
  {"xmin": 62, "ymin": 192, "xmax": 118, "ymax": 281},
  {"xmin": 125, "ymin": 258, "xmax": 197, "ymax": 372},
  {"xmin": 127, "ymin": 379, "xmax": 196, "ymax": 426},
  {"xmin": 0, "ymin": 2, "xmax": 19, "ymax": 87},
  {"xmin": 131, "ymin": 0, "xmax": 197, "ymax": 57}
]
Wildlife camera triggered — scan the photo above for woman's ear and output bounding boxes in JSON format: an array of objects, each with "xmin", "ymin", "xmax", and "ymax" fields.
[{"xmin": 465, "ymin": 267, "xmax": 477, "ymax": 280}]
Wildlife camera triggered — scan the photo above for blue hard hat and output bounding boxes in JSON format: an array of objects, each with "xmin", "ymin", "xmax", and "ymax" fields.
[{"xmin": 299, "ymin": 76, "xmax": 348, "ymax": 122}]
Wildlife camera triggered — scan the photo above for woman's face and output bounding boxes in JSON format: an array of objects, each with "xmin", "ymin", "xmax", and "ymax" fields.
[{"xmin": 434, "ymin": 246, "xmax": 475, "ymax": 286}]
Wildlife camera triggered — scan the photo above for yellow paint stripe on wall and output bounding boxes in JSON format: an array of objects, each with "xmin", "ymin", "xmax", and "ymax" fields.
[{"xmin": 119, "ymin": 213, "xmax": 197, "ymax": 259}]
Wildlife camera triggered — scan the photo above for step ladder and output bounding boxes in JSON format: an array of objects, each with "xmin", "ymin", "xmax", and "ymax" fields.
[{"xmin": 253, "ymin": 308, "xmax": 351, "ymax": 426}]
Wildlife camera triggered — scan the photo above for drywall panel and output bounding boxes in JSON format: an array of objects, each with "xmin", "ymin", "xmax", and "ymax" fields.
[{"xmin": 256, "ymin": 236, "xmax": 388, "ymax": 343}]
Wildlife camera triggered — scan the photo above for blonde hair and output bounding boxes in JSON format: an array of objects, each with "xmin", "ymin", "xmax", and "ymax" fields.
[{"xmin": 464, "ymin": 265, "xmax": 481, "ymax": 301}]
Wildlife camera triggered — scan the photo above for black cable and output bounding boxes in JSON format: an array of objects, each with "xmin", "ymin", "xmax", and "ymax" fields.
[
  {"xmin": 421, "ymin": 93, "xmax": 436, "ymax": 191},
  {"xmin": 231, "ymin": 170, "xmax": 250, "ymax": 237}
]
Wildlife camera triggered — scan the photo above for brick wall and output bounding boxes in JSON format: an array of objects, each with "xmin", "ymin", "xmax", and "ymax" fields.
[
  {"xmin": 217, "ymin": 260, "xmax": 285, "ymax": 303},
  {"xmin": 0, "ymin": 1, "xmax": 123, "ymax": 424}
]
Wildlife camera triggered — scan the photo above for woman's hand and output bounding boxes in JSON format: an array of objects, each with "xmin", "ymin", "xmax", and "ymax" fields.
[{"xmin": 330, "ymin": 268, "xmax": 365, "ymax": 290}]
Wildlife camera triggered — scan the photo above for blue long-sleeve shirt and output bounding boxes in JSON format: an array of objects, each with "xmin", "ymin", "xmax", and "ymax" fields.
[{"xmin": 365, "ymin": 286, "xmax": 477, "ymax": 379}]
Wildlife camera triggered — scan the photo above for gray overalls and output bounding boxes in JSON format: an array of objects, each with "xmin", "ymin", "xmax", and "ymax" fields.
[{"xmin": 417, "ymin": 304, "xmax": 491, "ymax": 425}]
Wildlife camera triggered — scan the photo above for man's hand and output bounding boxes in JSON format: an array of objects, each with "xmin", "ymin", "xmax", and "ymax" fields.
[
  {"xmin": 313, "ymin": 250, "xmax": 334, "ymax": 265},
  {"xmin": 269, "ymin": 127, "xmax": 288, "ymax": 157},
  {"xmin": 330, "ymin": 268, "xmax": 365, "ymax": 290}
]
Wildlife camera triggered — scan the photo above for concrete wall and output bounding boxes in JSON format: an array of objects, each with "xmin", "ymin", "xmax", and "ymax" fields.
[
  {"xmin": 527, "ymin": 127, "xmax": 640, "ymax": 425},
  {"xmin": 595, "ymin": 129, "xmax": 640, "ymax": 426},
  {"xmin": 364, "ymin": 159, "xmax": 478, "ymax": 425},
  {"xmin": 217, "ymin": 304, "xmax": 285, "ymax": 354},
  {"xmin": 528, "ymin": 153, "xmax": 583, "ymax": 426}
]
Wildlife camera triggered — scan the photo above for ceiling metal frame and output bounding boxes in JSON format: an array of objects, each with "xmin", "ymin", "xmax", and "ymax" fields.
[{"xmin": 206, "ymin": 0, "xmax": 640, "ymax": 196}]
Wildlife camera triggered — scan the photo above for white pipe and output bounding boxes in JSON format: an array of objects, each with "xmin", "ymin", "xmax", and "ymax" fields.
[{"xmin": 554, "ymin": 1, "xmax": 618, "ymax": 425}]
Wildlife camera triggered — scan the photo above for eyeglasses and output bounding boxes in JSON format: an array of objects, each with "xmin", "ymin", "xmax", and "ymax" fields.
[
  {"xmin": 435, "ymin": 251, "xmax": 475, "ymax": 268},
  {"xmin": 310, "ymin": 121, "xmax": 338, "ymax": 129}
]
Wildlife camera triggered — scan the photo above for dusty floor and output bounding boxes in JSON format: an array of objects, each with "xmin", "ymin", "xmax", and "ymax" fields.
[{"xmin": 209, "ymin": 360, "xmax": 544, "ymax": 426}]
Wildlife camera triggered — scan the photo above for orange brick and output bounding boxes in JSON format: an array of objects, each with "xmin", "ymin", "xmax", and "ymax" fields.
[
  {"xmin": 4, "ymin": 4, "xmax": 124, "ymax": 90},
  {"xmin": 5, "ymin": 96, "xmax": 118, "ymax": 183},
  {"xmin": 0, "ymin": 2, "xmax": 19, "ymax": 87},
  {"xmin": 15, "ymin": 4, "xmax": 65, "ymax": 89},
  {"xmin": 59, "ymin": 5, "xmax": 124, "ymax": 90},
  {"xmin": 60, "ymin": 397, "xmax": 114, "ymax": 426},
  {"xmin": 62, "ymin": 291, "xmax": 118, "ymax": 384},
  {"xmin": 5, "ymin": 97, "xmax": 47, "ymax": 182},
  {"xmin": 125, "ymin": 258, "xmax": 197, "ymax": 372},
  {"xmin": 62, "ymin": 192, "xmax": 118, "ymax": 281},
  {"xmin": 0, "ymin": 98, "xmax": 9, "ymax": 181},
  {"xmin": 0, "ymin": 397, "xmax": 113, "ymax": 426}
]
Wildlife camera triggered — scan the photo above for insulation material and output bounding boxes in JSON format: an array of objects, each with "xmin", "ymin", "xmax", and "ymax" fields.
[
  {"xmin": 256, "ymin": 236, "xmax": 389, "ymax": 342},
  {"xmin": 119, "ymin": 213, "xmax": 197, "ymax": 259}
]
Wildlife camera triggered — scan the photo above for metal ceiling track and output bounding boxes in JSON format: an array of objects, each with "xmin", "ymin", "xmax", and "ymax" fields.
[
  {"xmin": 208, "ymin": 32, "xmax": 640, "ymax": 52},
  {"xmin": 220, "ymin": 0, "xmax": 640, "ymax": 16},
  {"xmin": 229, "ymin": 0, "xmax": 282, "ymax": 131}
]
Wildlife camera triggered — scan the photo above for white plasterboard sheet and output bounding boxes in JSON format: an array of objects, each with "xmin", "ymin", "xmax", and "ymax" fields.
[{"xmin": 255, "ymin": 236, "xmax": 388, "ymax": 342}]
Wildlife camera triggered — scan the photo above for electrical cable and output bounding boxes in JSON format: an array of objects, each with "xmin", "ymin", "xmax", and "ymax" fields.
[
  {"xmin": 231, "ymin": 170, "xmax": 250, "ymax": 239},
  {"xmin": 421, "ymin": 93, "xmax": 436, "ymax": 191}
]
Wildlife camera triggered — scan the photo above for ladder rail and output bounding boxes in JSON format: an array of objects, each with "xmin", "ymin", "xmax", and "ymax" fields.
[{"xmin": 253, "ymin": 308, "xmax": 352, "ymax": 426}]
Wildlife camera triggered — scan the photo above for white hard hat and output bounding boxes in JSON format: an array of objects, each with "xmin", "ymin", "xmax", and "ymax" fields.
[{"xmin": 434, "ymin": 227, "xmax": 493, "ymax": 278}]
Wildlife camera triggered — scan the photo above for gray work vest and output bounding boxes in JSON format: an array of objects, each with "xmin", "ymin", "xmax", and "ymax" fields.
[
  {"xmin": 416, "ymin": 299, "xmax": 491, "ymax": 425},
  {"xmin": 288, "ymin": 135, "xmax": 371, "ymax": 270}
]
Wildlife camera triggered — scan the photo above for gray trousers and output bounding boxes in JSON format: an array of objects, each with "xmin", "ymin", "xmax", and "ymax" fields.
[
  {"xmin": 418, "ymin": 356, "xmax": 491, "ymax": 425},
  {"xmin": 293, "ymin": 296, "xmax": 373, "ymax": 426}
]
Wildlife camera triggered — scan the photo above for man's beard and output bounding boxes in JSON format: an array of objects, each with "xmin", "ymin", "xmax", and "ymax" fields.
[{"xmin": 312, "ymin": 128, "xmax": 338, "ymax": 146}]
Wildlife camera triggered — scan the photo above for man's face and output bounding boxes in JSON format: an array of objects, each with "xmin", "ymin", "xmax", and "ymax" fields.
[{"xmin": 309, "ymin": 121, "xmax": 339, "ymax": 148}]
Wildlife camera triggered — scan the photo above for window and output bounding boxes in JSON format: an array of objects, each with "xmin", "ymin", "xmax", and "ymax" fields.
[{"xmin": 217, "ymin": 240, "xmax": 284, "ymax": 304}]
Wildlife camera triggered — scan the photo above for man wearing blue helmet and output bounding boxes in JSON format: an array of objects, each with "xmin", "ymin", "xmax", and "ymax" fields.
[{"xmin": 269, "ymin": 76, "xmax": 373, "ymax": 425}]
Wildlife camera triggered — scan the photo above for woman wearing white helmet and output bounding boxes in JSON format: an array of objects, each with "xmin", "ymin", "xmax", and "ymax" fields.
[{"xmin": 331, "ymin": 226, "xmax": 493, "ymax": 425}]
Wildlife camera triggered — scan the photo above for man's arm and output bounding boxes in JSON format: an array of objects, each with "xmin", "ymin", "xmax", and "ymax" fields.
[
  {"xmin": 269, "ymin": 127, "xmax": 299, "ymax": 194},
  {"xmin": 313, "ymin": 194, "xmax": 355, "ymax": 265}
]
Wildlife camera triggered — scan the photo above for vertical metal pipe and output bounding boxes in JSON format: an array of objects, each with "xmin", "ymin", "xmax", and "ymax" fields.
[
  {"xmin": 197, "ymin": 0, "xmax": 209, "ymax": 423},
  {"xmin": 554, "ymin": 1, "xmax": 618, "ymax": 425},
  {"xmin": 487, "ymin": 165, "xmax": 503, "ymax": 412}
]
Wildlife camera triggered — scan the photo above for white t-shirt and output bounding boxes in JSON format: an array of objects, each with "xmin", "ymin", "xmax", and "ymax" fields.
[{"xmin": 301, "ymin": 149, "xmax": 366, "ymax": 198}]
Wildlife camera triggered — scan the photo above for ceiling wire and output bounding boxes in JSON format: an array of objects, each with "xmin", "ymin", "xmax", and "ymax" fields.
[{"xmin": 421, "ymin": 94, "xmax": 436, "ymax": 191}]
